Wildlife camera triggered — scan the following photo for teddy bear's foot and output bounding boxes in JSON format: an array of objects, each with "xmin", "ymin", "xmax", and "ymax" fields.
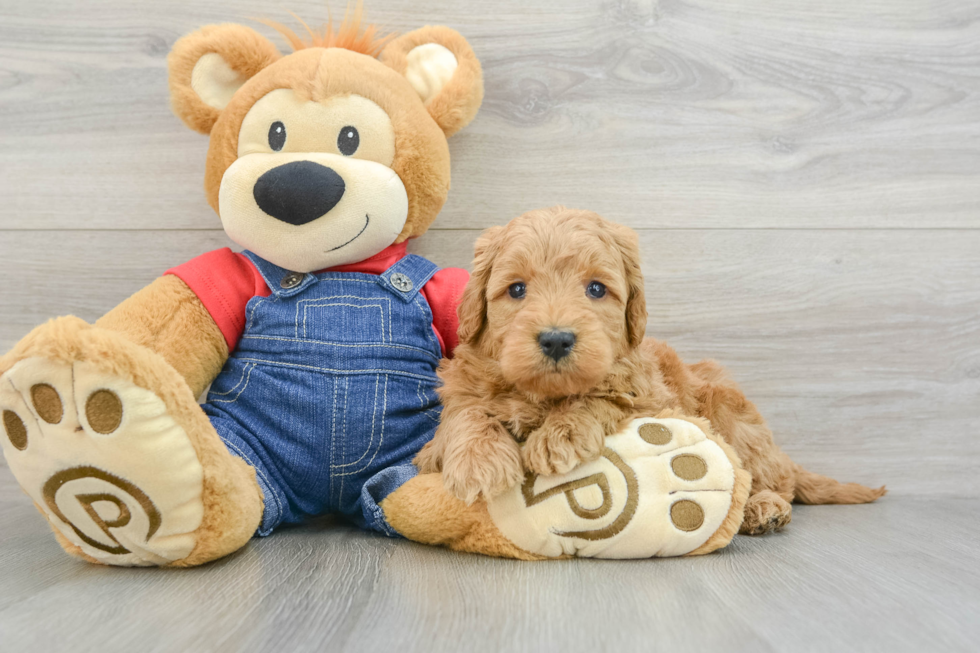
[
  {"xmin": 1, "ymin": 356, "xmax": 206, "ymax": 565},
  {"xmin": 385, "ymin": 413, "xmax": 750, "ymax": 560},
  {"xmin": 487, "ymin": 415, "xmax": 751, "ymax": 558},
  {"xmin": 0, "ymin": 318, "xmax": 262, "ymax": 567}
]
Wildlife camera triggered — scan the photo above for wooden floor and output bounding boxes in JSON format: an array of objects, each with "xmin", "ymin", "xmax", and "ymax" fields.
[
  {"xmin": 1, "ymin": 468, "xmax": 978, "ymax": 652},
  {"xmin": 1, "ymin": 0, "xmax": 978, "ymax": 651}
]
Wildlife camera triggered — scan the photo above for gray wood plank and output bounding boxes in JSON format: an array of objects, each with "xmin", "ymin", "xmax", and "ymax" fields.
[
  {"xmin": 0, "ymin": 228, "xmax": 976, "ymax": 496},
  {"xmin": 0, "ymin": 0, "xmax": 978, "ymax": 230},
  {"xmin": 1, "ymin": 470, "xmax": 977, "ymax": 653}
]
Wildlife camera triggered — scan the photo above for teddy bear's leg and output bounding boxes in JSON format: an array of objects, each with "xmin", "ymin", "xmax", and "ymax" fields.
[
  {"xmin": 381, "ymin": 411, "xmax": 751, "ymax": 560},
  {"xmin": 380, "ymin": 473, "xmax": 547, "ymax": 560},
  {"xmin": 383, "ymin": 411, "xmax": 750, "ymax": 560},
  {"xmin": 0, "ymin": 317, "xmax": 262, "ymax": 567}
]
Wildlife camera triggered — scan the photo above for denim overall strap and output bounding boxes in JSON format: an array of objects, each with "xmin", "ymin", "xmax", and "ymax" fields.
[
  {"xmin": 375, "ymin": 254, "xmax": 440, "ymax": 303},
  {"xmin": 241, "ymin": 250, "xmax": 318, "ymax": 298},
  {"xmin": 356, "ymin": 253, "xmax": 441, "ymax": 535}
]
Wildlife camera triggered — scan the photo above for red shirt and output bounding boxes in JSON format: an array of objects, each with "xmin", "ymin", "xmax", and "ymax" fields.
[{"xmin": 165, "ymin": 243, "xmax": 469, "ymax": 357}]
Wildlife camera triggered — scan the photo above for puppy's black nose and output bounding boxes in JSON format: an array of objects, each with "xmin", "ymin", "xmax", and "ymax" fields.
[
  {"xmin": 538, "ymin": 330, "xmax": 576, "ymax": 362},
  {"xmin": 253, "ymin": 161, "xmax": 346, "ymax": 226}
]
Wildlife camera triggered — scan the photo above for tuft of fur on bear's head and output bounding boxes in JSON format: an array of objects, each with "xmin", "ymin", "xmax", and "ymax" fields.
[
  {"xmin": 167, "ymin": 10, "xmax": 483, "ymax": 272},
  {"xmin": 257, "ymin": 5, "xmax": 394, "ymax": 56}
]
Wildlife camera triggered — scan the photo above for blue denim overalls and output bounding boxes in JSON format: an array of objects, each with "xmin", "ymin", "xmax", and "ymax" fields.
[{"xmin": 202, "ymin": 251, "xmax": 444, "ymax": 536}]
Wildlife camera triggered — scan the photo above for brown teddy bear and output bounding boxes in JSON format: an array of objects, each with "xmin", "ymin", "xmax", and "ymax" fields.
[{"xmin": 0, "ymin": 12, "xmax": 748, "ymax": 566}]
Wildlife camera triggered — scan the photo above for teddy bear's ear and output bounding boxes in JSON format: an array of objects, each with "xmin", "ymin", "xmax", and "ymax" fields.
[
  {"xmin": 381, "ymin": 26, "xmax": 484, "ymax": 137},
  {"xmin": 168, "ymin": 24, "xmax": 281, "ymax": 134}
]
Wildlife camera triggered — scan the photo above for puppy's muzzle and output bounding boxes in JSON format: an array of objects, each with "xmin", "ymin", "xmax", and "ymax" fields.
[
  {"xmin": 538, "ymin": 330, "xmax": 576, "ymax": 362},
  {"xmin": 253, "ymin": 161, "xmax": 346, "ymax": 226}
]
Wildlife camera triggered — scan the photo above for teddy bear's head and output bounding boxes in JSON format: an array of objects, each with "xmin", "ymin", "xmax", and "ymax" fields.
[{"xmin": 167, "ymin": 14, "xmax": 483, "ymax": 272}]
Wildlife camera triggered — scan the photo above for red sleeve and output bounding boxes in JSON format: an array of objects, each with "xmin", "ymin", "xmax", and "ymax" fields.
[
  {"xmin": 421, "ymin": 267, "xmax": 470, "ymax": 358},
  {"xmin": 165, "ymin": 249, "xmax": 270, "ymax": 352}
]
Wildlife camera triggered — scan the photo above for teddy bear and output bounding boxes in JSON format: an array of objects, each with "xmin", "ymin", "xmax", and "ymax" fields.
[{"xmin": 0, "ymin": 12, "xmax": 749, "ymax": 566}]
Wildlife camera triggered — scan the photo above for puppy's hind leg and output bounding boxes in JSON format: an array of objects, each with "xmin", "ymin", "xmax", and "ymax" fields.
[{"xmin": 740, "ymin": 490, "xmax": 792, "ymax": 535}]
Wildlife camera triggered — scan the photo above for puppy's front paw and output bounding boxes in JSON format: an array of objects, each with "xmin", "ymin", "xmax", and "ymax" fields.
[
  {"xmin": 413, "ymin": 439, "xmax": 442, "ymax": 473},
  {"xmin": 523, "ymin": 419, "xmax": 604, "ymax": 476},
  {"xmin": 442, "ymin": 436, "xmax": 523, "ymax": 504}
]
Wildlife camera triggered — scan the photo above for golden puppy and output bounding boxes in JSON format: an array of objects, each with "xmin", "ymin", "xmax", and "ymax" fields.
[{"xmin": 416, "ymin": 207, "xmax": 885, "ymax": 534}]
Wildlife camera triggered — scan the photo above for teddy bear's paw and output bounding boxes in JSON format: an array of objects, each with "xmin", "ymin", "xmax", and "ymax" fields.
[
  {"xmin": 486, "ymin": 417, "xmax": 738, "ymax": 559},
  {"xmin": 0, "ymin": 357, "xmax": 206, "ymax": 566}
]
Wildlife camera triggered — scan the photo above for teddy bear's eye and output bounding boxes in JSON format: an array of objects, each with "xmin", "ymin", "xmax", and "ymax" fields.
[
  {"xmin": 338, "ymin": 126, "xmax": 359, "ymax": 156},
  {"xmin": 268, "ymin": 121, "xmax": 286, "ymax": 151}
]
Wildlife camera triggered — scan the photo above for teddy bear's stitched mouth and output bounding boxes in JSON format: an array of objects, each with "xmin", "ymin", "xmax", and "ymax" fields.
[{"xmin": 326, "ymin": 214, "xmax": 370, "ymax": 252}]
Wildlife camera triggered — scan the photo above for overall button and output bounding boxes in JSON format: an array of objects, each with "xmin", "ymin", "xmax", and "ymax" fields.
[
  {"xmin": 390, "ymin": 273, "xmax": 414, "ymax": 292},
  {"xmin": 280, "ymin": 272, "xmax": 304, "ymax": 289}
]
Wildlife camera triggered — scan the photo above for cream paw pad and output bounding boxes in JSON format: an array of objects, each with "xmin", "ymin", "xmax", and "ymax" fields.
[
  {"xmin": 487, "ymin": 417, "xmax": 739, "ymax": 558},
  {"xmin": 0, "ymin": 357, "xmax": 206, "ymax": 566}
]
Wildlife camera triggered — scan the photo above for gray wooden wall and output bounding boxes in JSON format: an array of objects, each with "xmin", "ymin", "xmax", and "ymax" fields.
[{"xmin": 1, "ymin": 0, "xmax": 978, "ymax": 500}]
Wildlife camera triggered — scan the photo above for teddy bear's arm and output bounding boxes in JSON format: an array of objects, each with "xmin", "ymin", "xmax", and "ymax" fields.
[{"xmin": 94, "ymin": 275, "xmax": 228, "ymax": 397}]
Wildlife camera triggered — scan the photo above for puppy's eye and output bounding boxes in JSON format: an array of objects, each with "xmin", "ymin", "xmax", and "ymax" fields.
[
  {"xmin": 338, "ymin": 126, "xmax": 359, "ymax": 156},
  {"xmin": 268, "ymin": 121, "xmax": 286, "ymax": 151},
  {"xmin": 508, "ymin": 282, "xmax": 527, "ymax": 299},
  {"xmin": 586, "ymin": 281, "xmax": 607, "ymax": 299}
]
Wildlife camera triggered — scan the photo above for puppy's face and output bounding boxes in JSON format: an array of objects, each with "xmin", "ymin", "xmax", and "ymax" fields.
[{"xmin": 459, "ymin": 208, "xmax": 647, "ymax": 398}]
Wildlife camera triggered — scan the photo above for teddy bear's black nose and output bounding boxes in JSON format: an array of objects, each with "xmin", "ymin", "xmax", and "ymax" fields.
[
  {"xmin": 538, "ymin": 330, "xmax": 576, "ymax": 362},
  {"xmin": 253, "ymin": 161, "xmax": 346, "ymax": 226}
]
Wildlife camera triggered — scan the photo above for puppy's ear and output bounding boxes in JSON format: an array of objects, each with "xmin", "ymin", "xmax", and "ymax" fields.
[
  {"xmin": 611, "ymin": 224, "xmax": 648, "ymax": 348},
  {"xmin": 381, "ymin": 26, "xmax": 484, "ymax": 137},
  {"xmin": 168, "ymin": 24, "xmax": 281, "ymax": 134},
  {"xmin": 457, "ymin": 225, "xmax": 505, "ymax": 346}
]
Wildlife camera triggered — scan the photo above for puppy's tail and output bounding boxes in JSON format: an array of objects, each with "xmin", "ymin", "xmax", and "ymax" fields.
[{"xmin": 792, "ymin": 464, "xmax": 887, "ymax": 505}]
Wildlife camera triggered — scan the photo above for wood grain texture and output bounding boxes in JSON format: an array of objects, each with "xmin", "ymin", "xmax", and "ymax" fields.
[
  {"xmin": 1, "ymin": 470, "xmax": 978, "ymax": 653},
  {"xmin": 1, "ymin": 0, "xmax": 978, "ymax": 651},
  {"xmin": 0, "ymin": 0, "xmax": 978, "ymax": 229}
]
